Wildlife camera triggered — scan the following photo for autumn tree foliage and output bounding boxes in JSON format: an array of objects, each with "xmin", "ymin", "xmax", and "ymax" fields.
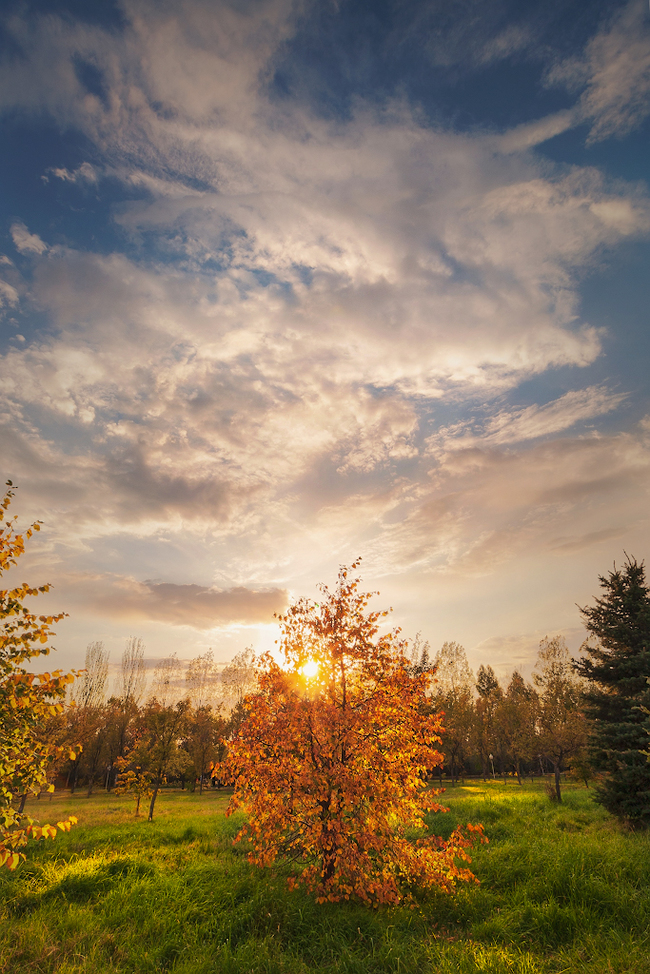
[
  {"xmin": 0, "ymin": 482, "xmax": 77, "ymax": 869},
  {"xmin": 227, "ymin": 562, "xmax": 485, "ymax": 906}
]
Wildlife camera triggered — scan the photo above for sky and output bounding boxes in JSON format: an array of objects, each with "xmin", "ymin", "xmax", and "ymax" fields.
[{"xmin": 1, "ymin": 0, "xmax": 649, "ymax": 685}]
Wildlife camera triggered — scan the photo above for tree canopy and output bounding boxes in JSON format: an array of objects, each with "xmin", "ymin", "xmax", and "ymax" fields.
[{"xmin": 226, "ymin": 561, "xmax": 485, "ymax": 905}]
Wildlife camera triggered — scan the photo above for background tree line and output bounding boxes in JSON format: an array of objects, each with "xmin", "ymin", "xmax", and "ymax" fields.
[
  {"xmin": 409, "ymin": 634, "xmax": 587, "ymax": 801},
  {"xmin": 38, "ymin": 640, "xmax": 258, "ymax": 820},
  {"xmin": 35, "ymin": 549, "xmax": 650, "ymax": 822},
  {"xmin": 39, "ymin": 629, "xmax": 588, "ymax": 813}
]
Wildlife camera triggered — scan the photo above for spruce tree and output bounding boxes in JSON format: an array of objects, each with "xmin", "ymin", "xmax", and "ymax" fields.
[{"xmin": 577, "ymin": 556, "xmax": 650, "ymax": 825}]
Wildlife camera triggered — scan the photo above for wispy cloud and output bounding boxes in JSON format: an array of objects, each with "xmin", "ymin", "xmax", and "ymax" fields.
[
  {"xmin": 429, "ymin": 386, "xmax": 627, "ymax": 453},
  {"xmin": 546, "ymin": 0, "xmax": 650, "ymax": 142}
]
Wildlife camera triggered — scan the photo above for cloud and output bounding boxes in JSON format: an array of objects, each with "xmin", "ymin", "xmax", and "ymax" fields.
[
  {"xmin": 61, "ymin": 572, "xmax": 288, "ymax": 628},
  {"xmin": 10, "ymin": 222, "xmax": 48, "ymax": 256},
  {"xmin": 546, "ymin": 0, "xmax": 650, "ymax": 142},
  {"xmin": 0, "ymin": 0, "xmax": 649, "ymax": 626},
  {"xmin": 0, "ymin": 279, "xmax": 19, "ymax": 308},
  {"xmin": 47, "ymin": 162, "xmax": 98, "ymax": 184},
  {"xmin": 429, "ymin": 386, "xmax": 627, "ymax": 452},
  {"xmin": 363, "ymin": 426, "xmax": 650, "ymax": 577}
]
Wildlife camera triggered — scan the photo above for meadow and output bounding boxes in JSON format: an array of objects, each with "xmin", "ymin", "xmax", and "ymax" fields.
[{"xmin": 1, "ymin": 780, "xmax": 649, "ymax": 974}]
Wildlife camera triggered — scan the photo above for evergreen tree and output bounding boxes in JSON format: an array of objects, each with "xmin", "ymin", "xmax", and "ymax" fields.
[{"xmin": 577, "ymin": 556, "xmax": 650, "ymax": 825}]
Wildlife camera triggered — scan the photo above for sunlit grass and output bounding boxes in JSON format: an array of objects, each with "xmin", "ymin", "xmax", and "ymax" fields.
[{"xmin": 1, "ymin": 781, "xmax": 649, "ymax": 972}]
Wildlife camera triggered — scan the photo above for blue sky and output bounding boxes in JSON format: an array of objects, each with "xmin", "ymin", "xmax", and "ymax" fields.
[{"xmin": 1, "ymin": 0, "xmax": 649, "ymax": 682}]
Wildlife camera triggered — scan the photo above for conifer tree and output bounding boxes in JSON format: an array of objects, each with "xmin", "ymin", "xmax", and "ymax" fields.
[{"xmin": 577, "ymin": 556, "xmax": 650, "ymax": 825}]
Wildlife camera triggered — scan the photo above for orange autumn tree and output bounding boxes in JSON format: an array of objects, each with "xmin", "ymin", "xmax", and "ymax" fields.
[
  {"xmin": 0, "ymin": 481, "xmax": 78, "ymax": 869},
  {"xmin": 227, "ymin": 561, "xmax": 486, "ymax": 905}
]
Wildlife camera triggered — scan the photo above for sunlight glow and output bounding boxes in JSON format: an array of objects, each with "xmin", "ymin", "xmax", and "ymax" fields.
[{"xmin": 301, "ymin": 659, "xmax": 319, "ymax": 680}]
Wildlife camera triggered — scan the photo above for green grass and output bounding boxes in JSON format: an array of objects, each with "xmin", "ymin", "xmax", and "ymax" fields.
[{"xmin": 1, "ymin": 781, "xmax": 649, "ymax": 973}]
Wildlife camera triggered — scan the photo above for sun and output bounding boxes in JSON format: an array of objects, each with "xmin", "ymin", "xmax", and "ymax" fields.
[{"xmin": 301, "ymin": 659, "xmax": 319, "ymax": 680}]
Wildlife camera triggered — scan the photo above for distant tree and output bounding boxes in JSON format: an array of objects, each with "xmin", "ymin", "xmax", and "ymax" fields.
[
  {"xmin": 227, "ymin": 562, "xmax": 486, "ymax": 905},
  {"xmin": 0, "ymin": 482, "xmax": 78, "ymax": 869},
  {"xmin": 434, "ymin": 642, "xmax": 474, "ymax": 693},
  {"xmin": 183, "ymin": 705, "xmax": 226, "ymax": 793},
  {"xmin": 67, "ymin": 641, "xmax": 109, "ymax": 795},
  {"xmin": 113, "ymin": 738, "xmax": 154, "ymax": 817},
  {"xmin": 103, "ymin": 638, "xmax": 147, "ymax": 790},
  {"xmin": 496, "ymin": 671, "xmax": 538, "ymax": 785},
  {"xmin": 577, "ymin": 557, "xmax": 650, "ymax": 825},
  {"xmin": 408, "ymin": 632, "xmax": 433, "ymax": 677},
  {"xmin": 220, "ymin": 646, "xmax": 257, "ymax": 710},
  {"xmin": 186, "ymin": 650, "xmax": 220, "ymax": 710},
  {"xmin": 220, "ymin": 646, "xmax": 259, "ymax": 740},
  {"xmin": 143, "ymin": 656, "xmax": 189, "ymax": 820},
  {"xmin": 474, "ymin": 665, "xmax": 503, "ymax": 779},
  {"xmin": 431, "ymin": 642, "xmax": 475, "ymax": 783},
  {"xmin": 533, "ymin": 636, "xmax": 586, "ymax": 802}
]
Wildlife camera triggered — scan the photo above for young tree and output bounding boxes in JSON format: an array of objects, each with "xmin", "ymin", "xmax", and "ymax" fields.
[
  {"xmin": 533, "ymin": 636, "xmax": 586, "ymax": 802},
  {"xmin": 577, "ymin": 557, "xmax": 650, "ymax": 825},
  {"xmin": 113, "ymin": 734, "xmax": 154, "ymax": 817},
  {"xmin": 143, "ymin": 656, "xmax": 189, "ymax": 820},
  {"xmin": 227, "ymin": 562, "xmax": 485, "ymax": 905},
  {"xmin": 0, "ymin": 482, "xmax": 78, "ymax": 869}
]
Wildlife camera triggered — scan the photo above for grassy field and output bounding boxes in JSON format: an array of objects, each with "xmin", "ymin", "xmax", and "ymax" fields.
[{"xmin": 1, "ymin": 780, "xmax": 649, "ymax": 973}]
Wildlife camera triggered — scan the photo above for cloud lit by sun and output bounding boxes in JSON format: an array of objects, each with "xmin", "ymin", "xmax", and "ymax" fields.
[{"xmin": 1, "ymin": 0, "xmax": 649, "ymax": 675}]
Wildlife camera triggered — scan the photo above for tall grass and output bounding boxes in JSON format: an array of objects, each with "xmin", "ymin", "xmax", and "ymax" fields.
[{"xmin": 1, "ymin": 781, "xmax": 649, "ymax": 973}]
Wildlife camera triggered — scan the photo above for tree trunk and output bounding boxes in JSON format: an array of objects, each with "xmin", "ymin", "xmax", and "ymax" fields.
[
  {"xmin": 554, "ymin": 764, "xmax": 562, "ymax": 802},
  {"xmin": 148, "ymin": 773, "xmax": 162, "ymax": 821}
]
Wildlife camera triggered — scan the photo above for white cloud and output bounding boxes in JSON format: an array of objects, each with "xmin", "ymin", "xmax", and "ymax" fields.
[
  {"xmin": 429, "ymin": 386, "xmax": 627, "ymax": 453},
  {"xmin": 0, "ymin": 1, "xmax": 649, "ymax": 666},
  {"xmin": 546, "ymin": 0, "xmax": 650, "ymax": 142},
  {"xmin": 0, "ymin": 279, "xmax": 19, "ymax": 308},
  {"xmin": 11, "ymin": 222, "xmax": 48, "ymax": 256},
  {"xmin": 48, "ymin": 162, "xmax": 98, "ymax": 183}
]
